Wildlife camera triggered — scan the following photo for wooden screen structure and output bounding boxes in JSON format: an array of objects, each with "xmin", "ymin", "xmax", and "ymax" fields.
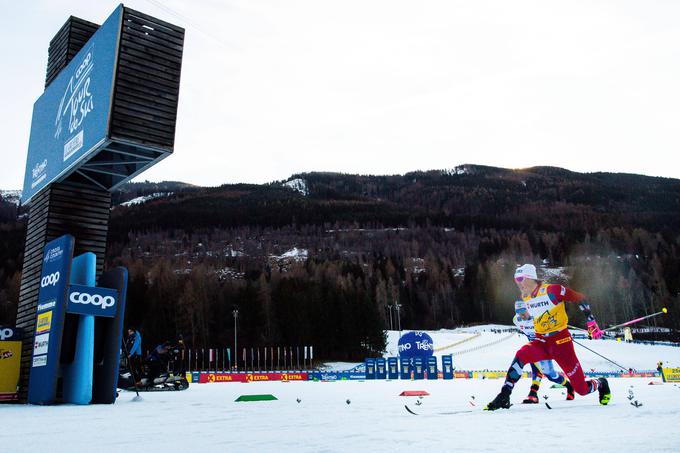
[{"xmin": 15, "ymin": 6, "xmax": 184, "ymax": 402}]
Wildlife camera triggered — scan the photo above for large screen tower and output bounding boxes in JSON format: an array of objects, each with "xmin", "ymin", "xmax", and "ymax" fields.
[{"xmin": 15, "ymin": 4, "xmax": 185, "ymax": 402}]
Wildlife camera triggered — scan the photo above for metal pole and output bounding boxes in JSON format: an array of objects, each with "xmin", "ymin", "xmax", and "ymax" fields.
[
  {"xmin": 395, "ymin": 302, "xmax": 402, "ymax": 337},
  {"xmin": 232, "ymin": 308, "xmax": 239, "ymax": 370}
]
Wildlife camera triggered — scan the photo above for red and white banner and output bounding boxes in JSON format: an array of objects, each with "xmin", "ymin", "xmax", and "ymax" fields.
[{"xmin": 198, "ymin": 372, "xmax": 309, "ymax": 384}]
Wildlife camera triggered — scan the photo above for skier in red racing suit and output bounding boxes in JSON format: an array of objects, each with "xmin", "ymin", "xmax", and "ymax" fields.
[{"xmin": 485, "ymin": 264, "xmax": 612, "ymax": 410}]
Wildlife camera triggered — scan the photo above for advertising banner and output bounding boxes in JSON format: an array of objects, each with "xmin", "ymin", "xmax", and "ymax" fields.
[
  {"xmin": 426, "ymin": 356, "xmax": 438, "ymax": 380},
  {"xmin": 22, "ymin": 6, "xmax": 123, "ymax": 203},
  {"xmin": 197, "ymin": 372, "xmax": 309, "ymax": 384},
  {"xmin": 441, "ymin": 355, "xmax": 454, "ymax": 380},
  {"xmin": 365, "ymin": 358, "xmax": 376, "ymax": 380},
  {"xmin": 661, "ymin": 368, "xmax": 680, "ymax": 382},
  {"xmin": 399, "ymin": 357, "xmax": 411, "ymax": 380},
  {"xmin": 375, "ymin": 358, "xmax": 387, "ymax": 380},
  {"xmin": 387, "ymin": 357, "xmax": 399, "ymax": 380},
  {"xmin": 0, "ymin": 327, "xmax": 22, "ymax": 401},
  {"xmin": 66, "ymin": 284, "xmax": 118, "ymax": 317},
  {"xmin": 28, "ymin": 235, "xmax": 74, "ymax": 404},
  {"xmin": 412, "ymin": 357, "xmax": 425, "ymax": 380},
  {"xmin": 308, "ymin": 371, "xmax": 366, "ymax": 381}
]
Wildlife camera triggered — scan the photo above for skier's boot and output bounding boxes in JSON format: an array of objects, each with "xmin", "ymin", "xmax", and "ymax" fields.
[
  {"xmin": 485, "ymin": 387, "xmax": 511, "ymax": 411},
  {"xmin": 522, "ymin": 393, "xmax": 539, "ymax": 404},
  {"xmin": 565, "ymin": 380, "xmax": 575, "ymax": 401},
  {"xmin": 597, "ymin": 377, "xmax": 611, "ymax": 405}
]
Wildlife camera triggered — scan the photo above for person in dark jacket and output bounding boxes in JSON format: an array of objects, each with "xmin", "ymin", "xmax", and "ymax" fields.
[
  {"xmin": 125, "ymin": 327, "xmax": 143, "ymax": 379},
  {"xmin": 147, "ymin": 341, "xmax": 172, "ymax": 381}
]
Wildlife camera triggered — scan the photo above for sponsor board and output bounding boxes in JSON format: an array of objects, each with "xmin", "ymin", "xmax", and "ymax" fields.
[
  {"xmin": 661, "ymin": 368, "xmax": 680, "ymax": 383},
  {"xmin": 33, "ymin": 355, "xmax": 48, "ymax": 368},
  {"xmin": 36, "ymin": 311, "xmax": 53, "ymax": 334},
  {"xmin": 33, "ymin": 333, "xmax": 50, "ymax": 356},
  {"xmin": 197, "ymin": 372, "xmax": 310, "ymax": 384},
  {"xmin": 620, "ymin": 372, "xmax": 656, "ymax": 378},
  {"xmin": 28, "ymin": 235, "xmax": 74, "ymax": 404},
  {"xmin": 66, "ymin": 284, "xmax": 118, "ymax": 317},
  {"xmin": 0, "ymin": 336, "xmax": 22, "ymax": 399}
]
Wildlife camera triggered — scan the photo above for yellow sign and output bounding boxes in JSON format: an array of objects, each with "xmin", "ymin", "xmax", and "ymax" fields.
[
  {"xmin": 36, "ymin": 311, "xmax": 53, "ymax": 334},
  {"xmin": 0, "ymin": 340, "xmax": 22, "ymax": 400},
  {"xmin": 661, "ymin": 367, "xmax": 680, "ymax": 382}
]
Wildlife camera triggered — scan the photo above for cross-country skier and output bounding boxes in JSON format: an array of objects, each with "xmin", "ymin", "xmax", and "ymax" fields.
[
  {"xmin": 513, "ymin": 300, "xmax": 575, "ymax": 403},
  {"xmin": 485, "ymin": 264, "xmax": 611, "ymax": 410}
]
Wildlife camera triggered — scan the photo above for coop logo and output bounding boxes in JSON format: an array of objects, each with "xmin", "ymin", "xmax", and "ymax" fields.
[
  {"xmin": 69, "ymin": 291, "xmax": 116, "ymax": 309},
  {"xmin": 55, "ymin": 47, "xmax": 95, "ymax": 142},
  {"xmin": 0, "ymin": 328, "xmax": 15, "ymax": 341},
  {"xmin": 41, "ymin": 272, "xmax": 61, "ymax": 288}
]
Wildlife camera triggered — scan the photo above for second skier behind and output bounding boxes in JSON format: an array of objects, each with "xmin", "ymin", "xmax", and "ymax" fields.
[{"xmin": 514, "ymin": 300, "xmax": 575, "ymax": 403}]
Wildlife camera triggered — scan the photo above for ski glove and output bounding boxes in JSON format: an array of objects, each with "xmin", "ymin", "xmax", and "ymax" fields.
[{"xmin": 587, "ymin": 320, "xmax": 603, "ymax": 339}]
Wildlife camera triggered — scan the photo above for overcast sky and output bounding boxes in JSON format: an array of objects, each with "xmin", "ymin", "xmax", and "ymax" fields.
[{"xmin": 1, "ymin": 0, "xmax": 680, "ymax": 189}]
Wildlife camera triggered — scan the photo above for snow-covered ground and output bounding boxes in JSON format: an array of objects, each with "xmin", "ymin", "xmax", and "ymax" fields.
[
  {"xmin": 3, "ymin": 326, "xmax": 680, "ymax": 452},
  {"xmin": 119, "ymin": 192, "xmax": 172, "ymax": 207}
]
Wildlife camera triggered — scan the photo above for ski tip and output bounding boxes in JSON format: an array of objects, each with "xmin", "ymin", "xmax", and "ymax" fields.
[
  {"xmin": 545, "ymin": 402, "xmax": 552, "ymax": 409},
  {"xmin": 405, "ymin": 404, "xmax": 418, "ymax": 415}
]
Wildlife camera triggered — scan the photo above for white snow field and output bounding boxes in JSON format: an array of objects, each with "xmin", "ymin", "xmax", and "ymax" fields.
[{"xmin": 2, "ymin": 326, "xmax": 680, "ymax": 452}]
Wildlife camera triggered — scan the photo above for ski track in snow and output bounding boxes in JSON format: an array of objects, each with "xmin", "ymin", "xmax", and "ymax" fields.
[
  {"xmin": 3, "ymin": 326, "xmax": 680, "ymax": 451},
  {"xmin": 2, "ymin": 378, "xmax": 680, "ymax": 452}
]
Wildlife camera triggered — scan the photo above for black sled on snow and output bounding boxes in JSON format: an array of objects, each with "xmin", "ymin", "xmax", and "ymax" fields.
[{"xmin": 117, "ymin": 368, "xmax": 189, "ymax": 392}]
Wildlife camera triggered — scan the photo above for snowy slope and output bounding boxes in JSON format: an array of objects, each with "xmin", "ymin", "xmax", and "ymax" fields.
[
  {"xmin": 0, "ymin": 189, "xmax": 21, "ymax": 205},
  {"xmin": 3, "ymin": 378, "xmax": 680, "ymax": 452},
  {"xmin": 383, "ymin": 327, "xmax": 680, "ymax": 372},
  {"xmin": 3, "ymin": 326, "xmax": 680, "ymax": 452}
]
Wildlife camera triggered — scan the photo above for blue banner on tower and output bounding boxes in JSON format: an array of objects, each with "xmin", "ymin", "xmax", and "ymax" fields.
[
  {"xmin": 22, "ymin": 6, "xmax": 123, "ymax": 204},
  {"xmin": 28, "ymin": 235, "xmax": 74, "ymax": 404}
]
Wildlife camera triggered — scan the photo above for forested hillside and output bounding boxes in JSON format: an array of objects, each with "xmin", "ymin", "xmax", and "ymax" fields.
[{"xmin": 1, "ymin": 165, "xmax": 679, "ymax": 359}]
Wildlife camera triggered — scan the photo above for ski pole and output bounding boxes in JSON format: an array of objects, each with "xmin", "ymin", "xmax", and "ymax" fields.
[
  {"xmin": 603, "ymin": 308, "xmax": 668, "ymax": 332},
  {"xmin": 572, "ymin": 339, "xmax": 628, "ymax": 371}
]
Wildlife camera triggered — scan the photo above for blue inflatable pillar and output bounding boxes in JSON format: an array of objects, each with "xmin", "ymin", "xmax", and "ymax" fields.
[
  {"xmin": 399, "ymin": 357, "xmax": 411, "ymax": 380},
  {"xmin": 62, "ymin": 252, "xmax": 96, "ymax": 404},
  {"xmin": 376, "ymin": 358, "xmax": 387, "ymax": 379},
  {"xmin": 387, "ymin": 357, "xmax": 399, "ymax": 379},
  {"xmin": 413, "ymin": 357, "xmax": 425, "ymax": 380},
  {"xmin": 365, "ymin": 358, "xmax": 376, "ymax": 379},
  {"xmin": 426, "ymin": 356, "xmax": 438, "ymax": 380},
  {"xmin": 442, "ymin": 355, "xmax": 454, "ymax": 380}
]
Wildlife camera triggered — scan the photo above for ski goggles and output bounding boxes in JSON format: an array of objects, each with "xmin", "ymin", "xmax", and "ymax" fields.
[{"xmin": 514, "ymin": 276, "xmax": 526, "ymax": 283}]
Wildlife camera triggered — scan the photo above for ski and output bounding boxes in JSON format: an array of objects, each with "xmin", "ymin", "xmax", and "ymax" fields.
[{"xmin": 404, "ymin": 404, "xmax": 477, "ymax": 416}]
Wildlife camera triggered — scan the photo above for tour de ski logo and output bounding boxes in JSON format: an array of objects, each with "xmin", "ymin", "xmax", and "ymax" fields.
[{"xmin": 54, "ymin": 45, "xmax": 95, "ymax": 160}]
